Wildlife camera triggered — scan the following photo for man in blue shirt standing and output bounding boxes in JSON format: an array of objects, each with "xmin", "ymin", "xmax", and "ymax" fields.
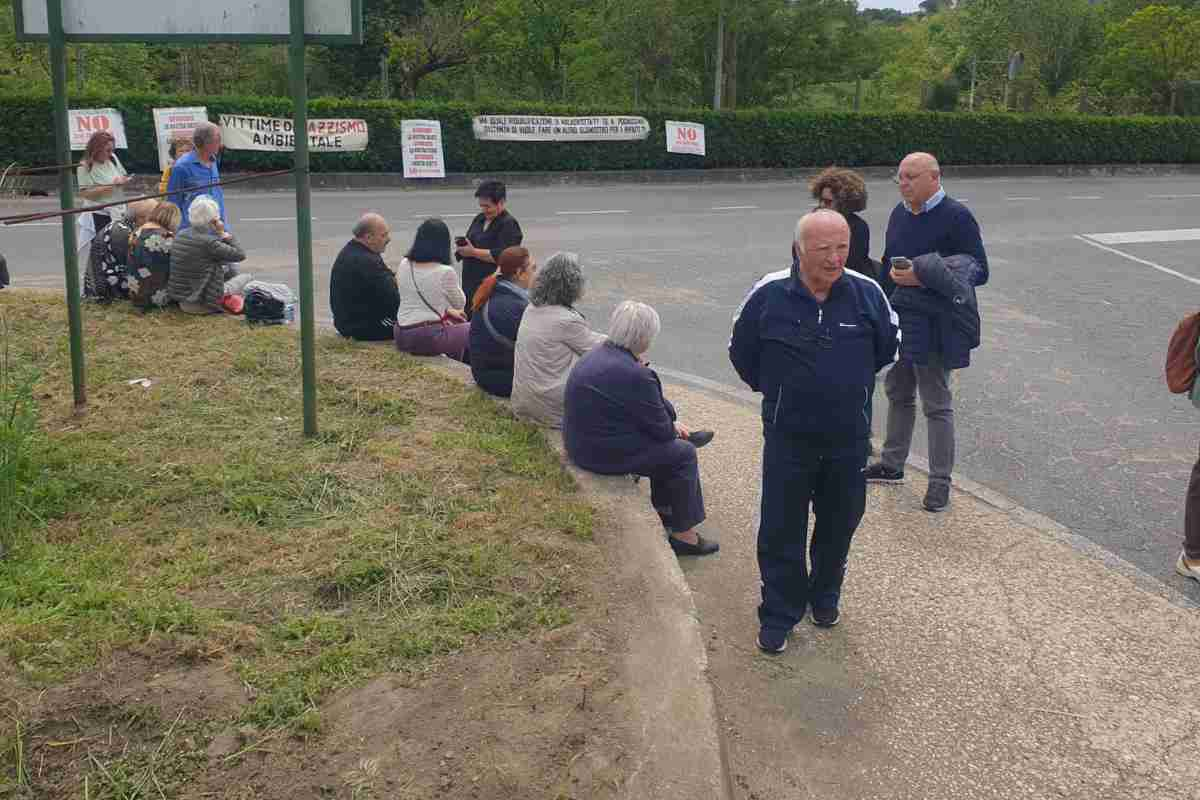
[
  {"xmin": 865, "ymin": 152, "xmax": 988, "ymax": 513},
  {"xmin": 167, "ymin": 121, "xmax": 227, "ymax": 230}
]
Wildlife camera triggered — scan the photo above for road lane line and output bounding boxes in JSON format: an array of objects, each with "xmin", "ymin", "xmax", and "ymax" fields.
[
  {"xmin": 1075, "ymin": 234, "xmax": 1200, "ymax": 287},
  {"xmin": 555, "ymin": 209, "xmax": 631, "ymax": 215},
  {"xmin": 240, "ymin": 216, "xmax": 314, "ymax": 222},
  {"xmin": 711, "ymin": 205, "xmax": 758, "ymax": 211},
  {"xmin": 1147, "ymin": 194, "xmax": 1200, "ymax": 199},
  {"xmin": 1068, "ymin": 196, "xmax": 1103, "ymax": 200},
  {"xmin": 412, "ymin": 212, "xmax": 476, "ymax": 218},
  {"xmin": 1006, "ymin": 196, "xmax": 1040, "ymax": 201},
  {"xmin": 1086, "ymin": 229, "xmax": 1200, "ymax": 245}
]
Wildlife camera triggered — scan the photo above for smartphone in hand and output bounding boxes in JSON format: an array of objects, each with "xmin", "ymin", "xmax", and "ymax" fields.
[
  {"xmin": 890, "ymin": 257, "xmax": 913, "ymax": 271},
  {"xmin": 455, "ymin": 236, "xmax": 469, "ymax": 247}
]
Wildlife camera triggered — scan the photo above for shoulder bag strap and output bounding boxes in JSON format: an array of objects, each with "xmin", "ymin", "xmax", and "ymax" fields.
[
  {"xmin": 481, "ymin": 298, "xmax": 515, "ymax": 351},
  {"xmin": 409, "ymin": 260, "xmax": 443, "ymax": 318}
]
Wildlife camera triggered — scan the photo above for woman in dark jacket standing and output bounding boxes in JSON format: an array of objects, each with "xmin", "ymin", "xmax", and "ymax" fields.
[
  {"xmin": 563, "ymin": 301, "xmax": 718, "ymax": 557},
  {"xmin": 810, "ymin": 167, "xmax": 875, "ymax": 280},
  {"xmin": 454, "ymin": 180, "xmax": 523, "ymax": 318},
  {"xmin": 469, "ymin": 246, "xmax": 536, "ymax": 397}
]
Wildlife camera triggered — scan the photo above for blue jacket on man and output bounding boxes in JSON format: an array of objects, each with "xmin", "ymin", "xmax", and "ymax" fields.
[
  {"xmin": 890, "ymin": 253, "xmax": 982, "ymax": 370},
  {"xmin": 563, "ymin": 341, "xmax": 678, "ymax": 474},
  {"xmin": 469, "ymin": 279, "xmax": 530, "ymax": 398},
  {"xmin": 730, "ymin": 263, "xmax": 899, "ymax": 451}
]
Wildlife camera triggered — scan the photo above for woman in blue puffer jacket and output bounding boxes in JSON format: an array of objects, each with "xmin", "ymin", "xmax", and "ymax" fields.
[{"xmin": 468, "ymin": 246, "xmax": 536, "ymax": 397}]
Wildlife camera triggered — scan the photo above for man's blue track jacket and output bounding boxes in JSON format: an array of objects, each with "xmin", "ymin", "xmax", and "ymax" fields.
[{"xmin": 729, "ymin": 265, "xmax": 900, "ymax": 447}]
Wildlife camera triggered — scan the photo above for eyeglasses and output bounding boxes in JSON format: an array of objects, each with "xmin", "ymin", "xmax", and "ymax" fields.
[{"xmin": 893, "ymin": 170, "xmax": 929, "ymax": 184}]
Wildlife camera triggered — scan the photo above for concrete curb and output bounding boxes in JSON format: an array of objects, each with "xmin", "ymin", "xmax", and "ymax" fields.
[
  {"xmin": 18, "ymin": 162, "xmax": 1200, "ymax": 196},
  {"xmin": 422, "ymin": 357, "xmax": 728, "ymax": 800}
]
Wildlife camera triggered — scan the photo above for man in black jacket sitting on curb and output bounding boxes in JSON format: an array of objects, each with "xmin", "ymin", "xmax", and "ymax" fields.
[{"xmin": 329, "ymin": 213, "xmax": 401, "ymax": 341}]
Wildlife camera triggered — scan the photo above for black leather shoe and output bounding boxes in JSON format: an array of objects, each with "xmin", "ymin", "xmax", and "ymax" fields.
[
  {"xmin": 687, "ymin": 430, "xmax": 715, "ymax": 448},
  {"xmin": 668, "ymin": 534, "xmax": 719, "ymax": 556},
  {"xmin": 811, "ymin": 606, "xmax": 840, "ymax": 627}
]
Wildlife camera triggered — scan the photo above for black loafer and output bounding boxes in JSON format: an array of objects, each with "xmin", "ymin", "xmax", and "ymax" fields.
[
  {"xmin": 668, "ymin": 534, "xmax": 719, "ymax": 556},
  {"xmin": 687, "ymin": 430, "xmax": 715, "ymax": 448}
]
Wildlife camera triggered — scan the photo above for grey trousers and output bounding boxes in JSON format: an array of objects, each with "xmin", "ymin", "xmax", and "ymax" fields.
[{"xmin": 881, "ymin": 355, "xmax": 954, "ymax": 487}]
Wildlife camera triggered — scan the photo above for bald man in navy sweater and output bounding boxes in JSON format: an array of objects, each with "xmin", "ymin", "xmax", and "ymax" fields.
[{"xmin": 865, "ymin": 152, "xmax": 988, "ymax": 513}]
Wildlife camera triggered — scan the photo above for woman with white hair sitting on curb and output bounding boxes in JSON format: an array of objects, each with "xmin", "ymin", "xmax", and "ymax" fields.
[
  {"xmin": 563, "ymin": 301, "xmax": 718, "ymax": 557},
  {"xmin": 168, "ymin": 194, "xmax": 250, "ymax": 315},
  {"xmin": 510, "ymin": 251, "xmax": 606, "ymax": 428}
]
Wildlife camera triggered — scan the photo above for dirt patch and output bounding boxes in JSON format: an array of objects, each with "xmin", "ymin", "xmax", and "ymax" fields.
[{"xmin": 3, "ymin": 525, "xmax": 639, "ymax": 800}]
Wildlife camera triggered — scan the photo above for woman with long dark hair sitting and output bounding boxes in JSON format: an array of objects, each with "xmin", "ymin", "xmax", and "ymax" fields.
[
  {"xmin": 468, "ymin": 246, "xmax": 537, "ymax": 397},
  {"xmin": 393, "ymin": 218, "xmax": 470, "ymax": 362}
]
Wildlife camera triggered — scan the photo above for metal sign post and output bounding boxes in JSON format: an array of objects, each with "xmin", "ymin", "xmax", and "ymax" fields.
[
  {"xmin": 18, "ymin": 0, "xmax": 360, "ymax": 434},
  {"xmin": 46, "ymin": 0, "xmax": 86, "ymax": 411},
  {"xmin": 289, "ymin": 0, "xmax": 318, "ymax": 437}
]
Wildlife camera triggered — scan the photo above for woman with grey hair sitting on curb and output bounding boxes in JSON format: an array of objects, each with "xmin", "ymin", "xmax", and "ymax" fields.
[
  {"xmin": 510, "ymin": 251, "xmax": 606, "ymax": 428},
  {"xmin": 563, "ymin": 301, "xmax": 717, "ymax": 556},
  {"xmin": 168, "ymin": 195, "xmax": 251, "ymax": 315}
]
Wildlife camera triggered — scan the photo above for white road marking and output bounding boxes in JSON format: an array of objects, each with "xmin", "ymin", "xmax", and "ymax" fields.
[
  {"xmin": 1006, "ymin": 196, "xmax": 1040, "ymax": 201},
  {"xmin": 1147, "ymin": 194, "xmax": 1200, "ymax": 199},
  {"xmin": 412, "ymin": 212, "xmax": 475, "ymax": 218},
  {"xmin": 1075, "ymin": 235, "xmax": 1200, "ymax": 287},
  {"xmin": 711, "ymin": 205, "xmax": 758, "ymax": 211},
  {"xmin": 1068, "ymin": 196, "xmax": 1103, "ymax": 200},
  {"xmin": 555, "ymin": 209, "xmax": 631, "ymax": 215},
  {"xmin": 240, "ymin": 216, "xmax": 315, "ymax": 222},
  {"xmin": 1085, "ymin": 229, "xmax": 1200, "ymax": 245}
]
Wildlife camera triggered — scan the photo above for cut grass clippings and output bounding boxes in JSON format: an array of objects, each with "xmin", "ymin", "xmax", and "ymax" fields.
[{"xmin": 0, "ymin": 291, "xmax": 598, "ymax": 798}]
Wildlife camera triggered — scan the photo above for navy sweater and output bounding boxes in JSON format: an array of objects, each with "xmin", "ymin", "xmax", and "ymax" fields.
[{"xmin": 879, "ymin": 196, "xmax": 988, "ymax": 299}]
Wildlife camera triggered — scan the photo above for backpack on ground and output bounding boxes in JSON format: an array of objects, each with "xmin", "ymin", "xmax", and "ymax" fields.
[{"xmin": 1165, "ymin": 312, "xmax": 1200, "ymax": 393}]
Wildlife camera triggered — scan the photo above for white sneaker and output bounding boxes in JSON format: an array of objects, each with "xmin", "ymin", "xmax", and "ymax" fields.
[{"xmin": 1176, "ymin": 552, "xmax": 1200, "ymax": 582}]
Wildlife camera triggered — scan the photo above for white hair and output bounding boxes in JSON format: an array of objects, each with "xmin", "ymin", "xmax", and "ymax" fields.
[
  {"xmin": 188, "ymin": 195, "xmax": 221, "ymax": 228},
  {"xmin": 193, "ymin": 121, "xmax": 220, "ymax": 149},
  {"xmin": 794, "ymin": 209, "xmax": 848, "ymax": 255},
  {"xmin": 607, "ymin": 300, "xmax": 661, "ymax": 356}
]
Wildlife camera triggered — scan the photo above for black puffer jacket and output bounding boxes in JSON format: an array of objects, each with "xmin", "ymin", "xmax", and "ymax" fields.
[{"xmin": 890, "ymin": 253, "xmax": 981, "ymax": 370}]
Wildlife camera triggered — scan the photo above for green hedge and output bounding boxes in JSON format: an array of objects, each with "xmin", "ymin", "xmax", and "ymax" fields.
[{"xmin": 2, "ymin": 92, "xmax": 1199, "ymax": 174}]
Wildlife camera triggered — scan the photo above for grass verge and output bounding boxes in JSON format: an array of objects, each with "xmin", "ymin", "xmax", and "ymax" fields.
[{"xmin": 0, "ymin": 291, "xmax": 597, "ymax": 798}]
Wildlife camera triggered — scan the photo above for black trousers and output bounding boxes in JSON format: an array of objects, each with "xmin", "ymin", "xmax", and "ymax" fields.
[
  {"xmin": 628, "ymin": 439, "xmax": 706, "ymax": 534},
  {"xmin": 757, "ymin": 429, "xmax": 867, "ymax": 631}
]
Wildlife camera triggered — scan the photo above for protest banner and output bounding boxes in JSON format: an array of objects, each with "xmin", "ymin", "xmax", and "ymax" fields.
[
  {"xmin": 665, "ymin": 120, "xmax": 706, "ymax": 157},
  {"xmin": 152, "ymin": 107, "xmax": 209, "ymax": 169},
  {"xmin": 68, "ymin": 108, "xmax": 127, "ymax": 150},
  {"xmin": 472, "ymin": 115, "xmax": 650, "ymax": 142},
  {"xmin": 401, "ymin": 119, "xmax": 446, "ymax": 179},
  {"xmin": 218, "ymin": 114, "xmax": 369, "ymax": 152}
]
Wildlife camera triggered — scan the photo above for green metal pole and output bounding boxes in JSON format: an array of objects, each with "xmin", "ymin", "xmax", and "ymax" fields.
[
  {"xmin": 289, "ymin": 0, "xmax": 317, "ymax": 436},
  {"xmin": 47, "ymin": 0, "xmax": 86, "ymax": 410}
]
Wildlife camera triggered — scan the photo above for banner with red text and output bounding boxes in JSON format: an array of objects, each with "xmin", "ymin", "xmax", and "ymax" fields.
[
  {"xmin": 153, "ymin": 107, "xmax": 209, "ymax": 169},
  {"xmin": 401, "ymin": 119, "xmax": 446, "ymax": 179},
  {"xmin": 68, "ymin": 108, "xmax": 127, "ymax": 150},
  {"xmin": 665, "ymin": 121, "xmax": 705, "ymax": 156}
]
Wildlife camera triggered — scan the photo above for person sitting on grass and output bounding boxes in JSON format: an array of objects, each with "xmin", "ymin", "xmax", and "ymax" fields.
[
  {"xmin": 393, "ymin": 218, "xmax": 471, "ymax": 361},
  {"xmin": 129, "ymin": 201, "xmax": 182, "ymax": 311},
  {"xmin": 330, "ymin": 213, "xmax": 400, "ymax": 342},
  {"xmin": 563, "ymin": 301, "xmax": 718, "ymax": 556},
  {"xmin": 167, "ymin": 195, "xmax": 247, "ymax": 315},
  {"xmin": 85, "ymin": 198, "xmax": 157, "ymax": 302},
  {"xmin": 469, "ymin": 246, "xmax": 536, "ymax": 397},
  {"xmin": 510, "ymin": 252, "xmax": 606, "ymax": 429}
]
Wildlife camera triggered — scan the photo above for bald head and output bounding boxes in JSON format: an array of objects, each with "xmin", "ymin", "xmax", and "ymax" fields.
[
  {"xmin": 353, "ymin": 213, "xmax": 391, "ymax": 254},
  {"xmin": 897, "ymin": 151, "xmax": 942, "ymax": 210},
  {"xmin": 793, "ymin": 210, "xmax": 849, "ymax": 299},
  {"xmin": 794, "ymin": 209, "xmax": 850, "ymax": 254}
]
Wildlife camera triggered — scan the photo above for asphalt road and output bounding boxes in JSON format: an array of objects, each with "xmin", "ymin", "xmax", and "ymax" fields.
[{"xmin": 4, "ymin": 175, "xmax": 1200, "ymax": 599}]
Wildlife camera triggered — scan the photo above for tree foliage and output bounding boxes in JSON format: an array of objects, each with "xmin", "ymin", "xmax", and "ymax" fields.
[{"xmin": 0, "ymin": 0, "xmax": 1193, "ymax": 116}]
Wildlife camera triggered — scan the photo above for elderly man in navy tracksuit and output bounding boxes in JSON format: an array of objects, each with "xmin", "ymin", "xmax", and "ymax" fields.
[{"xmin": 730, "ymin": 209, "xmax": 898, "ymax": 653}]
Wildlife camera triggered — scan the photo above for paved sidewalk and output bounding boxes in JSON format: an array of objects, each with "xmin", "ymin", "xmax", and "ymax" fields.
[{"xmin": 664, "ymin": 379, "xmax": 1200, "ymax": 800}]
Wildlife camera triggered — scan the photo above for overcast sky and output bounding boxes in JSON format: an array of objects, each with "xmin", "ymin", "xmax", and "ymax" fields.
[{"xmin": 857, "ymin": 0, "xmax": 922, "ymax": 11}]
